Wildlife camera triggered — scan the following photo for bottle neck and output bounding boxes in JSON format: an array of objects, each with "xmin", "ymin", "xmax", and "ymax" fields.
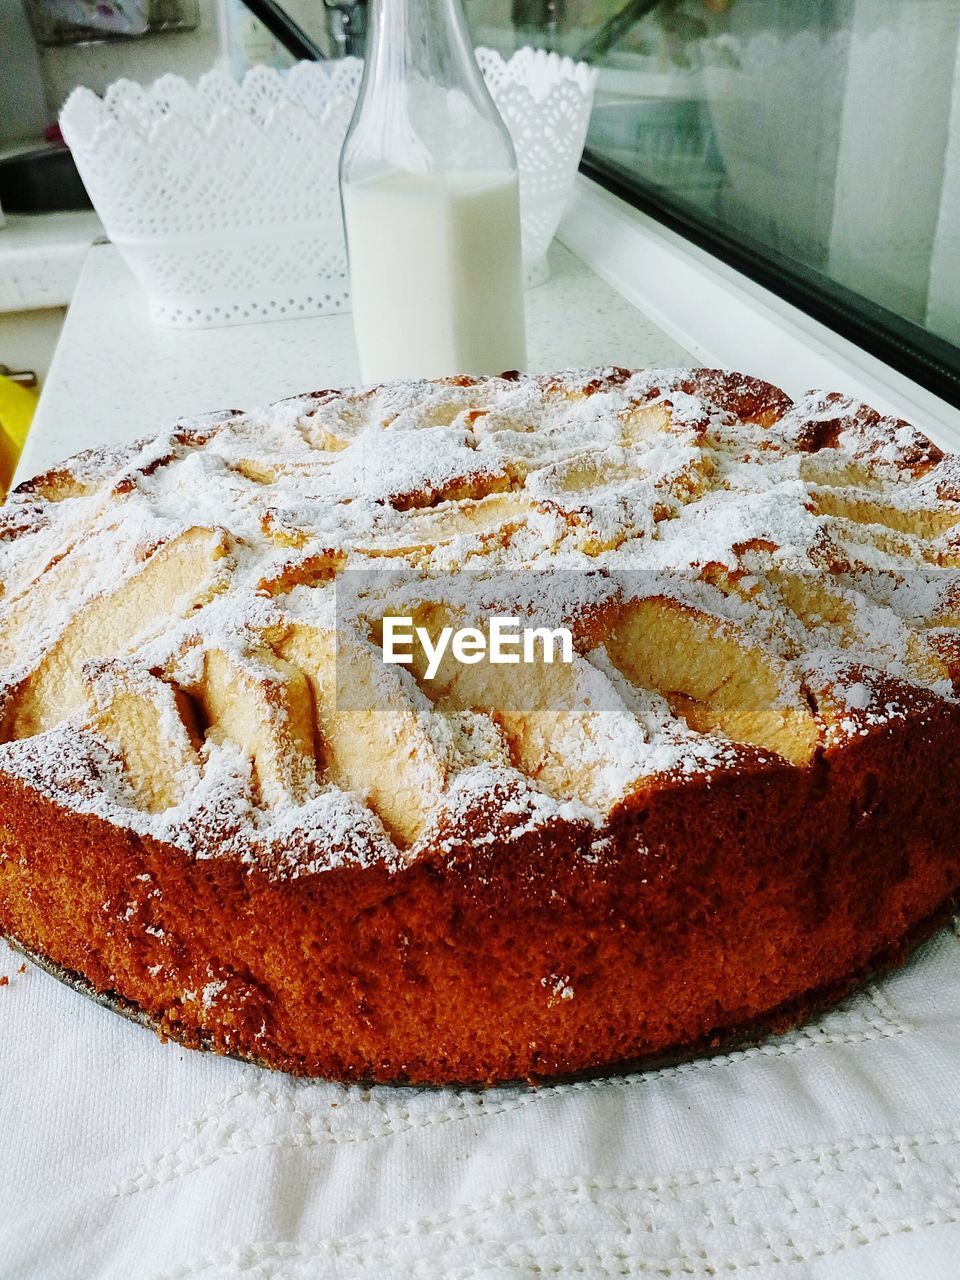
[
  {"xmin": 364, "ymin": 0, "xmax": 480, "ymax": 95},
  {"xmin": 344, "ymin": 0, "xmax": 516, "ymax": 177}
]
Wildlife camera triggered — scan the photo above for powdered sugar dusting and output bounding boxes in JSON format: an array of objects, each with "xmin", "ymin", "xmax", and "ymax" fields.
[{"xmin": 1, "ymin": 367, "xmax": 958, "ymax": 876}]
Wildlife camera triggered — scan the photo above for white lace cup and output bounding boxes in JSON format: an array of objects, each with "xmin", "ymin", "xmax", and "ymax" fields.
[{"xmin": 479, "ymin": 47, "xmax": 597, "ymax": 287}]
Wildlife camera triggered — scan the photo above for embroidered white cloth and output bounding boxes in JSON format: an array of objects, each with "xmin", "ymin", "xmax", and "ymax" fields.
[{"xmin": 3, "ymin": 920, "xmax": 960, "ymax": 1279}]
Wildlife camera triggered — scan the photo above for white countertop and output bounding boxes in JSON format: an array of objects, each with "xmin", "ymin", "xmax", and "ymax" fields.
[
  {"xmin": 0, "ymin": 209, "xmax": 103, "ymax": 313},
  {"xmin": 17, "ymin": 239, "xmax": 692, "ymax": 481}
]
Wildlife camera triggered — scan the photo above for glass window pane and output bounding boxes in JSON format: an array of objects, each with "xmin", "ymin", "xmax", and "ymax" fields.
[{"xmin": 468, "ymin": 0, "xmax": 960, "ymax": 399}]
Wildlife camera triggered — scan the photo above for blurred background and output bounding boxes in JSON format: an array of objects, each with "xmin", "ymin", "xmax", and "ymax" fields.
[{"xmin": 4, "ymin": 0, "xmax": 960, "ymax": 448}]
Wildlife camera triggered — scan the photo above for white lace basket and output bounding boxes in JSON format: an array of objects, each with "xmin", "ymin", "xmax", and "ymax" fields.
[
  {"xmin": 60, "ymin": 51, "xmax": 596, "ymax": 329},
  {"xmin": 477, "ymin": 47, "xmax": 597, "ymax": 289}
]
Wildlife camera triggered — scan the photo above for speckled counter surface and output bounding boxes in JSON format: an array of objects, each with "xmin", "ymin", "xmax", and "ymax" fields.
[
  {"xmin": 0, "ymin": 211, "xmax": 104, "ymax": 313},
  {"xmin": 15, "ymin": 239, "xmax": 693, "ymax": 483}
]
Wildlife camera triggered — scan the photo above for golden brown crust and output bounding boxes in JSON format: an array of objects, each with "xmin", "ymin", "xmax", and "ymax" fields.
[
  {"xmin": 3, "ymin": 367, "xmax": 960, "ymax": 1084},
  {"xmin": 2, "ymin": 679, "xmax": 959, "ymax": 1084}
]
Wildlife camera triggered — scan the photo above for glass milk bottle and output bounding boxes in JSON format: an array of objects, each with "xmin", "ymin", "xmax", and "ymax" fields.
[{"xmin": 339, "ymin": 0, "xmax": 527, "ymax": 383}]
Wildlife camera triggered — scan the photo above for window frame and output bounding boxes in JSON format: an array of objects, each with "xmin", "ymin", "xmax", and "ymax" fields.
[{"xmin": 579, "ymin": 149, "xmax": 960, "ymax": 410}]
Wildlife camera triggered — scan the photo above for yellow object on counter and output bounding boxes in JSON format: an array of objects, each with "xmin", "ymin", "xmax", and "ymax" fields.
[{"xmin": 0, "ymin": 374, "xmax": 37, "ymax": 497}]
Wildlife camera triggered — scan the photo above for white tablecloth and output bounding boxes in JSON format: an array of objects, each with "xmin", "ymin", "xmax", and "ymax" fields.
[{"xmin": 4, "ymin": 916, "xmax": 960, "ymax": 1279}]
